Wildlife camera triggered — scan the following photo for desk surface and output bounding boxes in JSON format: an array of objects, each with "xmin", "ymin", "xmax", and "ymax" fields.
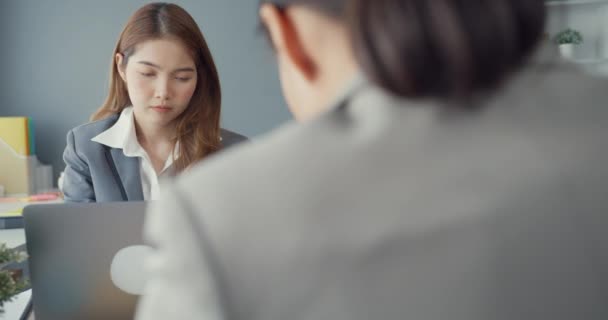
[{"xmin": 0, "ymin": 228, "xmax": 26, "ymax": 248}]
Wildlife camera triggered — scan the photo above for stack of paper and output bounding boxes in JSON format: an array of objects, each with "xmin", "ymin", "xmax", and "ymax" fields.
[{"xmin": 0, "ymin": 193, "xmax": 63, "ymax": 228}]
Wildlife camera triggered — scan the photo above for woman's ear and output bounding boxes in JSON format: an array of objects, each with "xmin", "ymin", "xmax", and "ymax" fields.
[
  {"xmin": 259, "ymin": 4, "xmax": 317, "ymax": 81},
  {"xmin": 259, "ymin": 4, "xmax": 285, "ymax": 52},
  {"xmin": 115, "ymin": 53, "xmax": 127, "ymax": 82}
]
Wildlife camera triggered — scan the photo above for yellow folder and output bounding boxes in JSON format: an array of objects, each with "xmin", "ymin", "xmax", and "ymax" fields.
[{"xmin": 0, "ymin": 117, "xmax": 33, "ymax": 195}]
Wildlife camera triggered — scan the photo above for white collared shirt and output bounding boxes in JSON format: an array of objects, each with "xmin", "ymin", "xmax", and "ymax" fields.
[{"xmin": 91, "ymin": 107, "xmax": 177, "ymax": 201}]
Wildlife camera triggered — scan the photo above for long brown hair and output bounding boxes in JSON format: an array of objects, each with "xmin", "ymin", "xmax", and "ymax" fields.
[{"xmin": 91, "ymin": 2, "xmax": 221, "ymax": 172}]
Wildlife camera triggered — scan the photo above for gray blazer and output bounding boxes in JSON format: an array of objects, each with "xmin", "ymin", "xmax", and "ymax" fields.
[
  {"xmin": 62, "ymin": 114, "xmax": 247, "ymax": 202},
  {"xmin": 136, "ymin": 49, "xmax": 608, "ymax": 320}
]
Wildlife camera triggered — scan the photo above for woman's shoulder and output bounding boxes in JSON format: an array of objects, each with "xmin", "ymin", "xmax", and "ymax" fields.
[{"xmin": 68, "ymin": 114, "xmax": 120, "ymax": 141}]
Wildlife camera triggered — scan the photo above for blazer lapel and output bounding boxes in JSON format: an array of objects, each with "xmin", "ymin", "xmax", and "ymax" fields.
[{"xmin": 105, "ymin": 147, "xmax": 144, "ymax": 201}]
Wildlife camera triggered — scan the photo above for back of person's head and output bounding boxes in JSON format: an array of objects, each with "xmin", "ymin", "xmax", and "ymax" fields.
[
  {"xmin": 93, "ymin": 2, "xmax": 221, "ymax": 171},
  {"xmin": 259, "ymin": 0, "xmax": 546, "ymax": 114}
]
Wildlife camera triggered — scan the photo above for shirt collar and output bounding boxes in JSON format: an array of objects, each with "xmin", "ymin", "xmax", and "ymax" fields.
[{"xmin": 91, "ymin": 106, "xmax": 144, "ymax": 158}]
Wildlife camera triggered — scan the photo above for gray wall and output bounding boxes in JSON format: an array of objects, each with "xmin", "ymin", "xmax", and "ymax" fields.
[{"xmin": 0, "ymin": 0, "xmax": 291, "ymax": 184}]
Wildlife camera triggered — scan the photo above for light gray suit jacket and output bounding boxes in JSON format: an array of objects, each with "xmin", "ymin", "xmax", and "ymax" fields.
[
  {"xmin": 62, "ymin": 114, "xmax": 248, "ymax": 202},
  {"xmin": 137, "ymin": 50, "xmax": 608, "ymax": 320}
]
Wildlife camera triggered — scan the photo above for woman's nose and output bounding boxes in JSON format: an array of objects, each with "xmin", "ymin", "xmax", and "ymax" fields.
[{"xmin": 154, "ymin": 80, "xmax": 170, "ymax": 102}]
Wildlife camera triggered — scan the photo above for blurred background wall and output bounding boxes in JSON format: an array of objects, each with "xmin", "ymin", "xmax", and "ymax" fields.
[{"xmin": 1, "ymin": 0, "xmax": 607, "ymax": 185}]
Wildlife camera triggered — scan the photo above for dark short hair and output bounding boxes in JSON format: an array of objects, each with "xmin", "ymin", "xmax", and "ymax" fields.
[
  {"xmin": 259, "ymin": 0, "xmax": 346, "ymax": 18},
  {"xmin": 260, "ymin": 0, "xmax": 547, "ymax": 101}
]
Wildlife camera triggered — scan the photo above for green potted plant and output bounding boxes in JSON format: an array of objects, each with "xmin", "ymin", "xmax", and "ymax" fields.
[
  {"xmin": 554, "ymin": 28, "xmax": 583, "ymax": 59},
  {"xmin": 0, "ymin": 243, "xmax": 28, "ymax": 313}
]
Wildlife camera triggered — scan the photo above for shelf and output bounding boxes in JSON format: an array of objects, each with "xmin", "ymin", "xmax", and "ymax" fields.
[
  {"xmin": 546, "ymin": 0, "xmax": 608, "ymax": 6},
  {"xmin": 571, "ymin": 58, "xmax": 608, "ymax": 63}
]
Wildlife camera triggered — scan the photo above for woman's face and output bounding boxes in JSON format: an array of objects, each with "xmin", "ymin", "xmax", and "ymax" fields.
[{"xmin": 117, "ymin": 38, "xmax": 198, "ymax": 129}]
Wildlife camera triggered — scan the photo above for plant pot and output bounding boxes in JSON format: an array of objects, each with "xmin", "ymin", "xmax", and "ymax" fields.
[{"xmin": 559, "ymin": 44, "xmax": 575, "ymax": 60}]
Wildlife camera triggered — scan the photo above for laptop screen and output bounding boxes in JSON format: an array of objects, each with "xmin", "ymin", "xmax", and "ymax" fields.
[{"xmin": 24, "ymin": 202, "xmax": 148, "ymax": 320}]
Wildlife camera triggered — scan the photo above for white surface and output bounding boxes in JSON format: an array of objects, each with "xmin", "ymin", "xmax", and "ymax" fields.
[
  {"xmin": 0, "ymin": 202, "xmax": 24, "ymax": 215},
  {"xmin": 110, "ymin": 245, "xmax": 152, "ymax": 295},
  {"xmin": 0, "ymin": 229, "xmax": 25, "ymax": 249},
  {"xmin": 559, "ymin": 43, "xmax": 575, "ymax": 59},
  {"xmin": 1, "ymin": 199, "xmax": 63, "ymax": 215},
  {"xmin": 0, "ymin": 289, "xmax": 30, "ymax": 320}
]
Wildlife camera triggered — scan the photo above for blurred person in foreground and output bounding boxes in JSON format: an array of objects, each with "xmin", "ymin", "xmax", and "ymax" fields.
[{"xmin": 136, "ymin": 0, "xmax": 608, "ymax": 319}]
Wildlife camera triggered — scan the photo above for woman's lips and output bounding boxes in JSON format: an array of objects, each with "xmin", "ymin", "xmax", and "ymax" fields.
[{"xmin": 151, "ymin": 106, "xmax": 172, "ymax": 113}]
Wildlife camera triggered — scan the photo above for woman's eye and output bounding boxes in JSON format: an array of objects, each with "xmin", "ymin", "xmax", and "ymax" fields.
[
  {"xmin": 176, "ymin": 77, "xmax": 192, "ymax": 82},
  {"xmin": 139, "ymin": 72, "xmax": 155, "ymax": 77}
]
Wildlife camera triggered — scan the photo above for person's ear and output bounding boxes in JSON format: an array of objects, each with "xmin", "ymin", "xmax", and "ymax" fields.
[
  {"xmin": 115, "ymin": 53, "xmax": 127, "ymax": 82},
  {"xmin": 259, "ymin": 4, "xmax": 317, "ymax": 81}
]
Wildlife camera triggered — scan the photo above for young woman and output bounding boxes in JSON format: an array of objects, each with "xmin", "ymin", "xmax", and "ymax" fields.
[{"xmin": 62, "ymin": 3, "xmax": 247, "ymax": 202}]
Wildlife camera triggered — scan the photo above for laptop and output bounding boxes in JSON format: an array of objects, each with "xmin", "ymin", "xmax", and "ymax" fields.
[{"xmin": 23, "ymin": 202, "xmax": 149, "ymax": 320}]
